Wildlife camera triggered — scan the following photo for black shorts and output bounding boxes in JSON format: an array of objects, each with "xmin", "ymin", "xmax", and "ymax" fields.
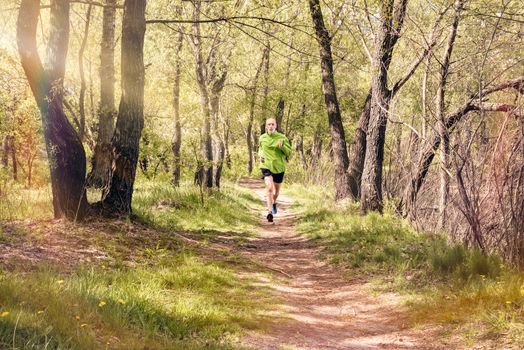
[{"xmin": 261, "ymin": 168, "xmax": 285, "ymax": 183}]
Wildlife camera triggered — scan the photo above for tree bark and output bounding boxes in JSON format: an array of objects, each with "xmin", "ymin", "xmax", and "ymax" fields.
[
  {"xmin": 78, "ymin": 4, "xmax": 92, "ymax": 142},
  {"xmin": 309, "ymin": 0, "xmax": 351, "ymax": 200},
  {"xmin": 171, "ymin": 29, "xmax": 183, "ymax": 187},
  {"xmin": 348, "ymin": 92, "xmax": 371, "ymax": 200},
  {"xmin": 275, "ymin": 97, "xmax": 285, "ymax": 133},
  {"xmin": 101, "ymin": 0, "xmax": 146, "ymax": 215},
  {"xmin": 2, "ymin": 136, "xmax": 9, "ymax": 168},
  {"xmin": 17, "ymin": 0, "xmax": 89, "ymax": 220},
  {"xmin": 88, "ymin": 0, "xmax": 117, "ymax": 188},
  {"xmin": 360, "ymin": 0, "xmax": 395, "ymax": 213}
]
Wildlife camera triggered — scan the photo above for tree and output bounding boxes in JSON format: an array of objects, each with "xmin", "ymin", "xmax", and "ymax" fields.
[
  {"xmin": 308, "ymin": 0, "xmax": 351, "ymax": 200},
  {"xmin": 88, "ymin": 0, "xmax": 117, "ymax": 188},
  {"xmin": 17, "ymin": 0, "xmax": 89, "ymax": 220},
  {"xmin": 100, "ymin": 0, "xmax": 147, "ymax": 215}
]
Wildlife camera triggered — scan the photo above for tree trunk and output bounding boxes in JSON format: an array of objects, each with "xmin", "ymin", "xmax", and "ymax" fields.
[
  {"xmin": 348, "ymin": 92, "xmax": 371, "ymax": 200},
  {"xmin": 437, "ymin": 0, "xmax": 464, "ymax": 229},
  {"xmin": 210, "ymin": 76, "xmax": 226, "ymax": 188},
  {"xmin": 101, "ymin": 0, "xmax": 146, "ymax": 215},
  {"xmin": 2, "ymin": 136, "xmax": 9, "ymax": 168},
  {"xmin": 78, "ymin": 5, "xmax": 92, "ymax": 142},
  {"xmin": 191, "ymin": 0, "xmax": 213, "ymax": 188},
  {"xmin": 171, "ymin": 29, "xmax": 183, "ymax": 187},
  {"xmin": 275, "ymin": 98, "xmax": 285, "ymax": 133},
  {"xmin": 9, "ymin": 136, "xmax": 17, "ymax": 181},
  {"xmin": 309, "ymin": 0, "xmax": 351, "ymax": 200},
  {"xmin": 247, "ymin": 46, "xmax": 267, "ymax": 175},
  {"xmin": 88, "ymin": 0, "xmax": 117, "ymax": 188},
  {"xmin": 17, "ymin": 0, "xmax": 89, "ymax": 220}
]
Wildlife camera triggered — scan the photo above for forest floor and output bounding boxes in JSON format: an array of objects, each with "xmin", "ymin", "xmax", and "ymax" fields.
[
  {"xmin": 0, "ymin": 178, "xmax": 520, "ymax": 349},
  {"xmin": 234, "ymin": 178, "xmax": 487, "ymax": 350}
]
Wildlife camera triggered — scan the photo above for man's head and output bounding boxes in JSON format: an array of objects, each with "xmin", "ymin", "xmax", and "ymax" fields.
[{"xmin": 266, "ymin": 118, "xmax": 277, "ymax": 134}]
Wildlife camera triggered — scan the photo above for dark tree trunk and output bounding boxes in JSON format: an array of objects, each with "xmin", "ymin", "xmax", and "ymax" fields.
[
  {"xmin": 348, "ymin": 92, "xmax": 371, "ymax": 200},
  {"xmin": 309, "ymin": 0, "xmax": 351, "ymax": 200},
  {"xmin": 9, "ymin": 136, "xmax": 17, "ymax": 181},
  {"xmin": 17, "ymin": 0, "xmax": 88, "ymax": 220},
  {"xmin": 296, "ymin": 134, "xmax": 308, "ymax": 170},
  {"xmin": 275, "ymin": 98, "xmax": 285, "ymax": 133},
  {"xmin": 2, "ymin": 136, "xmax": 9, "ymax": 168},
  {"xmin": 78, "ymin": 5, "xmax": 92, "ymax": 142},
  {"xmin": 171, "ymin": 30, "xmax": 183, "ymax": 187},
  {"xmin": 101, "ymin": 0, "xmax": 146, "ymax": 215},
  {"xmin": 311, "ymin": 123, "xmax": 323, "ymax": 168},
  {"xmin": 88, "ymin": 0, "xmax": 117, "ymax": 188},
  {"xmin": 210, "ymin": 74, "xmax": 227, "ymax": 188}
]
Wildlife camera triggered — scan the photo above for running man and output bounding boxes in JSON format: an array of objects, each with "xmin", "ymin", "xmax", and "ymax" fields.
[{"xmin": 258, "ymin": 118, "xmax": 291, "ymax": 222}]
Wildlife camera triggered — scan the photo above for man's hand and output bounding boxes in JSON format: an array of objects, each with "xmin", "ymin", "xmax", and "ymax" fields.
[{"xmin": 276, "ymin": 139, "xmax": 284, "ymax": 148}]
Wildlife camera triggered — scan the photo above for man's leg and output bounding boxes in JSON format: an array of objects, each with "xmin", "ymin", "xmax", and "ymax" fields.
[
  {"xmin": 273, "ymin": 182, "xmax": 281, "ymax": 203},
  {"xmin": 264, "ymin": 175, "xmax": 275, "ymax": 214}
]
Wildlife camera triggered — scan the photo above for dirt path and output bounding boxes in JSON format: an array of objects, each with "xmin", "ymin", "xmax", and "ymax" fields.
[{"xmin": 237, "ymin": 178, "xmax": 441, "ymax": 350}]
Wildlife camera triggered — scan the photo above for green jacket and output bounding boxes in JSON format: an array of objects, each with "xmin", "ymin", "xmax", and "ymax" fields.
[{"xmin": 258, "ymin": 131, "xmax": 291, "ymax": 174}]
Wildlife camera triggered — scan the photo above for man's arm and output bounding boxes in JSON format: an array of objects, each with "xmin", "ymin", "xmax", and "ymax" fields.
[{"xmin": 280, "ymin": 137, "xmax": 292, "ymax": 157}]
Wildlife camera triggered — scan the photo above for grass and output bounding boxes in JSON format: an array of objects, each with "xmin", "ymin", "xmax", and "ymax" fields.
[
  {"xmin": 0, "ymin": 176, "xmax": 271, "ymax": 349},
  {"xmin": 132, "ymin": 175, "xmax": 261, "ymax": 238},
  {"xmin": 283, "ymin": 183, "xmax": 524, "ymax": 345}
]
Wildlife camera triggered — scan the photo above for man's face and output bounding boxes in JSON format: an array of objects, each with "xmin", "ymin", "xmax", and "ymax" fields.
[{"xmin": 266, "ymin": 119, "xmax": 276, "ymax": 134}]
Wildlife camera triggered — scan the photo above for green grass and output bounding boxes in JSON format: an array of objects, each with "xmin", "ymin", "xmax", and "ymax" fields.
[
  {"xmin": 0, "ymin": 254, "xmax": 268, "ymax": 349},
  {"xmin": 0, "ymin": 176, "xmax": 271, "ymax": 349},
  {"xmin": 132, "ymin": 176, "xmax": 261, "ymax": 238},
  {"xmin": 284, "ymin": 183, "xmax": 524, "ymax": 345}
]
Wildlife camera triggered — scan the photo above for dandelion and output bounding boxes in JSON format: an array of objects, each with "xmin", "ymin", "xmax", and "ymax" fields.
[
  {"xmin": 0, "ymin": 311, "xmax": 9, "ymax": 318},
  {"xmin": 98, "ymin": 301, "xmax": 107, "ymax": 307},
  {"xmin": 506, "ymin": 301, "xmax": 512, "ymax": 304},
  {"xmin": 75, "ymin": 315, "xmax": 81, "ymax": 321},
  {"xmin": 117, "ymin": 299, "xmax": 126, "ymax": 305},
  {"xmin": 37, "ymin": 310, "xmax": 44, "ymax": 315},
  {"xmin": 80, "ymin": 323, "xmax": 88, "ymax": 328}
]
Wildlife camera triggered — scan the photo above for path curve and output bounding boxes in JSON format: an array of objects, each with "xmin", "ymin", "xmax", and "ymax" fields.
[{"xmin": 237, "ymin": 178, "xmax": 441, "ymax": 350}]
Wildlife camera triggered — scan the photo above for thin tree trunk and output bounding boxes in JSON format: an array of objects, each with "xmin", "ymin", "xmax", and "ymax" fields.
[
  {"xmin": 172, "ymin": 29, "xmax": 183, "ymax": 187},
  {"xmin": 309, "ymin": 0, "xmax": 351, "ymax": 200},
  {"xmin": 275, "ymin": 98, "xmax": 285, "ymax": 133},
  {"xmin": 437, "ymin": 0, "xmax": 464, "ymax": 229},
  {"xmin": 2, "ymin": 136, "xmax": 9, "ymax": 168},
  {"xmin": 247, "ymin": 46, "xmax": 268, "ymax": 175},
  {"xmin": 191, "ymin": 0, "xmax": 213, "ymax": 188},
  {"xmin": 88, "ymin": 0, "xmax": 116, "ymax": 188},
  {"xmin": 17, "ymin": 0, "xmax": 89, "ymax": 220},
  {"xmin": 78, "ymin": 5, "xmax": 92, "ymax": 142},
  {"xmin": 101, "ymin": 0, "xmax": 146, "ymax": 215},
  {"xmin": 10, "ymin": 136, "xmax": 17, "ymax": 181}
]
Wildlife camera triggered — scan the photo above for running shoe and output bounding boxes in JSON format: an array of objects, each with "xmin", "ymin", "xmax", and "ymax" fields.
[
  {"xmin": 267, "ymin": 212, "xmax": 273, "ymax": 222},
  {"xmin": 272, "ymin": 203, "xmax": 277, "ymax": 214}
]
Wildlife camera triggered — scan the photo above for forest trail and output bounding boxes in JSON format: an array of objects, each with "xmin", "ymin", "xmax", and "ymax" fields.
[{"xmin": 236, "ymin": 178, "xmax": 440, "ymax": 350}]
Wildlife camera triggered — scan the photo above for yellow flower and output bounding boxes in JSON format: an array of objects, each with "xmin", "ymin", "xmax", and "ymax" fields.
[
  {"xmin": 57, "ymin": 280, "xmax": 65, "ymax": 285},
  {"xmin": 80, "ymin": 323, "xmax": 88, "ymax": 328},
  {"xmin": 520, "ymin": 288, "xmax": 524, "ymax": 296},
  {"xmin": 506, "ymin": 301, "xmax": 512, "ymax": 304},
  {"xmin": 75, "ymin": 315, "xmax": 81, "ymax": 321},
  {"xmin": 117, "ymin": 299, "xmax": 126, "ymax": 305},
  {"xmin": 37, "ymin": 310, "xmax": 44, "ymax": 315},
  {"xmin": 0, "ymin": 311, "xmax": 9, "ymax": 318},
  {"xmin": 98, "ymin": 301, "xmax": 107, "ymax": 307}
]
